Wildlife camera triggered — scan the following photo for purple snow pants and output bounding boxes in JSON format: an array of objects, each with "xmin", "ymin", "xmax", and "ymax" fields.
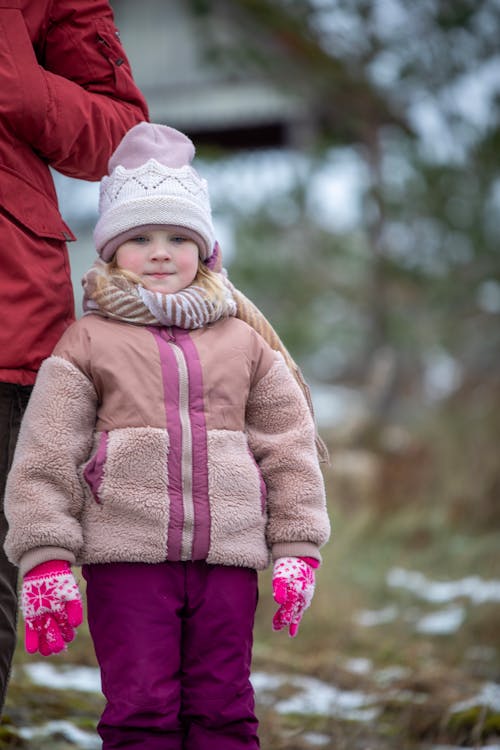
[{"xmin": 82, "ymin": 561, "xmax": 260, "ymax": 750}]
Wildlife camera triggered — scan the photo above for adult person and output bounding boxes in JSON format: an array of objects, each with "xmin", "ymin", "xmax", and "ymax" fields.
[{"xmin": 0, "ymin": 0, "xmax": 149, "ymax": 713}]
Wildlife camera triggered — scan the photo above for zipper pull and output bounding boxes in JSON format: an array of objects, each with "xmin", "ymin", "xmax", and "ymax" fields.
[{"xmin": 161, "ymin": 327, "xmax": 176, "ymax": 342}]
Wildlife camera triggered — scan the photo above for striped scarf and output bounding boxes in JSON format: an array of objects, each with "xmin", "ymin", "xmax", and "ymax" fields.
[{"xmin": 82, "ymin": 260, "xmax": 236, "ymax": 328}]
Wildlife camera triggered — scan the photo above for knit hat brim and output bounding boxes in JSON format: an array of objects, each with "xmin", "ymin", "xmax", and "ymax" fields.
[{"xmin": 94, "ymin": 190, "xmax": 215, "ymax": 261}]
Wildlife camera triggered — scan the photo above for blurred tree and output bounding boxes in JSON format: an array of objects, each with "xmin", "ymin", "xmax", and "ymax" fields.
[{"xmin": 192, "ymin": 0, "xmax": 500, "ymax": 413}]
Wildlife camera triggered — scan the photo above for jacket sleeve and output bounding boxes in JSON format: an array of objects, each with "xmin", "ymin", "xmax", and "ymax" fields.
[
  {"xmin": 245, "ymin": 353, "xmax": 330, "ymax": 562},
  {"xmin": 0, "ymin": 0, "xmax": 148, "ymax": 179},
  {"xmin": 4, "ymin": 355, "xmax": 98, "ymax": 575}
]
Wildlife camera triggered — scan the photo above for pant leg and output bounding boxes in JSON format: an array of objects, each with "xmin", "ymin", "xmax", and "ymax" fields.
[
  {"xmin": 182, "ymin": 562, "xmax": 260, "ymax": 750},
  {"xmin": 0, "ymin": 383, "xmax": 31, "ymax": 714},
  {"xmin": 83, "ymin": 562, "xmax": 186, "ymax": 750}
]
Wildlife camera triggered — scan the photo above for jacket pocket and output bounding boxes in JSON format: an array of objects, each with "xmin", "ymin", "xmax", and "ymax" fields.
[
  {"xmin": 83, "ymin": 432, "xmax": 108, "ymax": 504},
  {"xmin": 207, "ymin": 430, "xmax": 268, "ymax": 525},
  {"xmin": 248, "ymin": 448, "xmax": 267, "ymax": 514},
  {"xmin": 0, "ymin": 166, "xmax": 75, "ymax": 240}
]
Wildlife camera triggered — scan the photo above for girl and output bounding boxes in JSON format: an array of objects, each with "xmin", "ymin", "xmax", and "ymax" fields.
[{"xmin": 4, "ymin": 123, "xmax": 330, "ymax": 749}]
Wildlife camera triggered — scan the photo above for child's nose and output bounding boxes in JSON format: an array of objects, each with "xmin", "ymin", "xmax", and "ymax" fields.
[{"xmin": 150, "ymin": 238, "xmax": 171, "ymax": 259}]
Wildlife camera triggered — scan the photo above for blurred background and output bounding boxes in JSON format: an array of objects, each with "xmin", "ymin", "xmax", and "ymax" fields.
[{"xmin": 3, "ymin": 1, "xmax": 500, "ymax": 749}]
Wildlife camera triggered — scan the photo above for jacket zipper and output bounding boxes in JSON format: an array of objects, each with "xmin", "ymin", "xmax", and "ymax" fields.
[{"xmin": 162, "ymin": 328, "xmax": 194, "ymax": 560}]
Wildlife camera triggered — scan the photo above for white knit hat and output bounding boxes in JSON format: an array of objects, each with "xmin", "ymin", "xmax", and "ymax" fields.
[{"xmin": 93, "ymin": 123, "xmax": 215, "ymax": 261}]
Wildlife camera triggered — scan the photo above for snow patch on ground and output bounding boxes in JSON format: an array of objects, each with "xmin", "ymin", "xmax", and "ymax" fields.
[
  {"xmin": 387, "ymin": 568, "xmax": 500, "ymax": 604},
  {"xmin": 19, "ymin": 720, "xmax": 100, "ymax": 749},
  {"xmin": 23, "ymin": 662, "xmax": 101, "ymax": 693},
  {"xmin": 251, "ymin": 671, "xmax": 379, "ymax": 721}
]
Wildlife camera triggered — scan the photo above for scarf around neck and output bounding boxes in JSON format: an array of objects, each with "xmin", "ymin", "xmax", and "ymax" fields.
[{"xmin": 82, "ymin": 260, "xmax": 236, "ymax": 328}]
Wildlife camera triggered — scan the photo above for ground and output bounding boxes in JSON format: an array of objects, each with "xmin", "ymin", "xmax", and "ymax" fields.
[{"xmin": 2, "ymin": 411, "xmax": 500, "ymax": 749}]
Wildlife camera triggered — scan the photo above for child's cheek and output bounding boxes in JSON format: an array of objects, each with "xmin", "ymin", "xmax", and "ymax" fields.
[{"xmin": 115, "ymin": 247, "xmax": 145, "ymax": 275}]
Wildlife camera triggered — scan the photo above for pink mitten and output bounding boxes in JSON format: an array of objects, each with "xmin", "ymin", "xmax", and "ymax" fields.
[
  {"xmin": 272, "ymin": 556, "xmax": 318, "ymax": 637},
  {"xmin": 21, "ymin": 560, "xmax": 83, "ymax": 656}
]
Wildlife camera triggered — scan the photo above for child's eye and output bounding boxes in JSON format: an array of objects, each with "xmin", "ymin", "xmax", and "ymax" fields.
[
  {"xmin": 170, "ymin": 236, "xmax": 186, "ymax": 244},
  {"xmin": 131, "ymin": 235, "xmax": 149, "ymax": 244}
]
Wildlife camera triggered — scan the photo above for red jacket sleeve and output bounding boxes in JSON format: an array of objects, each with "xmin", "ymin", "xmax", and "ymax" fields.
[{"xmin": 1, "ymin": 0, "xmax": 149, "ymax": 180}]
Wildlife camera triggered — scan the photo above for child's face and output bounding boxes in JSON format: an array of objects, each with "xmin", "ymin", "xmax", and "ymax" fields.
[{"xmin": 115, "ymin": 228, "xmax": 199, "ymax": 294}]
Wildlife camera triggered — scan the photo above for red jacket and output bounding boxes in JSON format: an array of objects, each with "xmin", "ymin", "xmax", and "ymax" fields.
[{"xmin": 0, "ymin": 0, "xmax": 149, "ymax": 385}]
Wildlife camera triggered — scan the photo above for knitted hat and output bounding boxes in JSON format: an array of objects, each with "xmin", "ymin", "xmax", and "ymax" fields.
[{"xmin": 94, "ymin": 123, "xmax": 215, "ymax": 261}]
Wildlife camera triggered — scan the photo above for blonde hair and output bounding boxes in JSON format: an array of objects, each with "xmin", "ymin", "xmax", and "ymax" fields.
[{"xmin": 194, "ymin": 262, "xmax": 227, "ymax": 305}]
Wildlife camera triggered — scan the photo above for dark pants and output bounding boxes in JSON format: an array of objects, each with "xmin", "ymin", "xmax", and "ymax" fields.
[
  {"xmin": 0, "ymin": 382, "xmax": 32, "ymax": 712},
  {"xmin": 83, "ymin": 560, "xmax": 260, "ymax": 750}
]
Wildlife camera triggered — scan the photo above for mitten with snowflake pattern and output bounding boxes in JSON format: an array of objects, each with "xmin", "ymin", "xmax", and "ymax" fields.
[
  {"xmin": 21, "ymin": 560, "xmax": 83, "ymax": 656},
  {"xmin": 272, "ymin": 556, "xmax": 319, "ymax": 637}
]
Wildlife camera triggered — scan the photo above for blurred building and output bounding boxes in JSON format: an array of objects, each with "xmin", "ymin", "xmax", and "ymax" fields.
[{"xmin": 112, "ymin": 0, "xmax": 313, "ymax": 150}]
